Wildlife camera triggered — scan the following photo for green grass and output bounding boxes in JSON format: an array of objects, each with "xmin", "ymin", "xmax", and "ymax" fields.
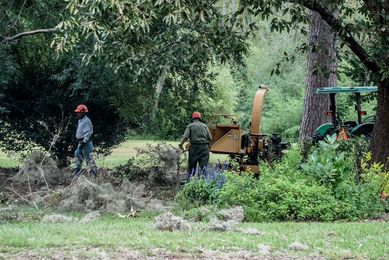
[
  {"xmin": 0, "ymin": 139, "xmax": 228, "ymax": 169},
  {"xmin": 0, "ymin": 207, "xmax": 388, "ymax": 259},
  {"xmin": 0, "ymin": 151, "xmax": 19, "ymax": 168},
  {"xmin": 97, "ymin": 140, "xmax": 179, "ymax": 168}
]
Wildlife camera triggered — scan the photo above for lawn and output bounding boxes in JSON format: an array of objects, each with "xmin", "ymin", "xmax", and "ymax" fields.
[
  {"xmin": 0, "ymin": 151, "xmax": 19, "ymax": 168},
  {"xmin": 0, "ymin": 139, "xmax": 229, "ymax": 169},
  {"xmin": 0, "ymin": 207, "xmax": 388, "ymax": 259}
]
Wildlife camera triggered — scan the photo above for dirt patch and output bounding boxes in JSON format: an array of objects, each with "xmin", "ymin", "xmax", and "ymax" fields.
[
  {"xmin": 206, "ymin": 206, "xmax": 247, "ymax": 232},
  {"xmin": 257, "ymin": 244, "xmax": 272, "ymax": 255},
  {"xmin": 3, "ymin": 247, "xmax": 327, "ymax": 260}
]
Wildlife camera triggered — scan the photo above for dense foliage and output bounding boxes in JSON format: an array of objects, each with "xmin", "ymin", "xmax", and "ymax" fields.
[
  {"xmin": 1, "ymin": 0, "xmax": 388, "ymax": 165},
  {"xmin": 176, "ymin": 137, "xmax": 388, "ymax": 221},
  {"xmin": 0, "ymin": 45, "xmax": 132, "ymax": 165},
  {"xmin": 0, "ymin": 1, "xmax": 134, "ymax": 165}
]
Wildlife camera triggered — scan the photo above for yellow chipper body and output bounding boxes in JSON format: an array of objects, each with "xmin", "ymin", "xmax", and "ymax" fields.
[{"xmin": 209, "ymin": 86, "xmax": 286, "ymax": 173}]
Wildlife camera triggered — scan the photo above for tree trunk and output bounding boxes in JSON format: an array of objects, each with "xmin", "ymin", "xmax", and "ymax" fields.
[
  {"xmin": 299, "ymin": 11, "xmax": 337, "ymax": 140},
  {"xmin": 370, "ymin": 83, "xmax": 389, "ymax": 168}
]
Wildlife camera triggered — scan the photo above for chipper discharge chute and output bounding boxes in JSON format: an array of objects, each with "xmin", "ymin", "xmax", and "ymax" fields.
[{"xmin": 208, "ymin": 85, "xmax": 288, "ymax": 173}]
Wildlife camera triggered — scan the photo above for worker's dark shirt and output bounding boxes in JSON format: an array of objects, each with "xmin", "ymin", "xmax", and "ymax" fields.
[{"xmin": 183, "ymin": 120, "xmax": 212, "ymax": 144}]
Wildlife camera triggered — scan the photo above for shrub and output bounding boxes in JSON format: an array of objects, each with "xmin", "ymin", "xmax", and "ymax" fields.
[
  {"xmin": 174, "ymin": 139, "xmax": 386, "ymax": 221},
  {"xmin": 216, "ymin": 173, "xmax": 337, "ymax": 222},
  {"xmin": 214, "ymin": 173, "xmax": 257, "ymax": 207},
  {"xmin": 301, "ymin": 135, "xmax": 354, "ymax": 189},
  {"xmin": 300, "ymin": 138, "xmax": 385, "ymax": 219},
  {"xmin": 175, "ymin": 168, "xmax": 226, "ymax": 210},
  {"xmin": 175, "ymin": 178, "xmax": 216, "ymax": 210}
]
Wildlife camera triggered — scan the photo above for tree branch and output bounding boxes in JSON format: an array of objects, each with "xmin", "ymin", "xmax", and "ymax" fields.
[
  {"xmin": 1, "ymin": 28, "xmax": 59, "ymax": 42},
  {"xmin": 289, "ymin": 0, "xmax": 381, "ymax": 74}
]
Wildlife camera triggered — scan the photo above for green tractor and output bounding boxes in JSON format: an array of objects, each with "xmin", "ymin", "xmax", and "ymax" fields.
[{"xmin": 314, "ymin": 86, "xmax": 377, "ymax": 141}]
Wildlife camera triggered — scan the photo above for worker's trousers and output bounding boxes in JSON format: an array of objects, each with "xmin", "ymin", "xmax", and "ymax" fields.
[
  {"xmin": 187, "ymin": 143, "xmax": 210, "ymax": 180},
  {"xmin": 74, "ymin": 141, "xmax": 97, "ymax": 175}
]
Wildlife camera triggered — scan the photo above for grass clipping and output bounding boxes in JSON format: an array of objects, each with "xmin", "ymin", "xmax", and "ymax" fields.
[
  {"xmin": 12, "ymin": 151, "xmax": 71, "ymax": 190},
  {"xmin": 8, "ymin": 148, "xmax": 174, "ymax": 213},
  {"xmin": 154, "ymin": 212, "xmax": 191, "ymax": 232},
  {"xmin": 39, "ymin": 177, "xmax": 155, "ymax": 213}
]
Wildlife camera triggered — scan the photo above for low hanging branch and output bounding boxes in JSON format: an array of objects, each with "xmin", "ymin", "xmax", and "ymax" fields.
[{"xmin": 0, "ymin": 28, "xmax": 58, "ymax": 42}]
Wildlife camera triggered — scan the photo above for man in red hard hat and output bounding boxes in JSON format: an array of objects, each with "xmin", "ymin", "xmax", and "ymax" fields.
[
  {"xmin": 74, "ymin": 104, "xmax": 97, "ymax": 176},
  {"xmin": 179, "ymin": 111, "xmax": 212, "ymax": 179}
]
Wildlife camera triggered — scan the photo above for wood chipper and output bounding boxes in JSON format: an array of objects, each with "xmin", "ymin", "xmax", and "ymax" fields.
[{"xmin": 208, "ymin": 85, "xmax": 288, "ymax": 173}]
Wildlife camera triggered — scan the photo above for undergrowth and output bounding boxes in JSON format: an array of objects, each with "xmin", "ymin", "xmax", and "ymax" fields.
[{"xmin": 175, "ymin": 135, "xmax": 388, "ymax": 221}]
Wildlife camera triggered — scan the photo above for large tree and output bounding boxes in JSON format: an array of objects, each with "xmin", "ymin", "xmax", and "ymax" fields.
[{"xmin": 299, "ymin": 10, "xmax": 337, "ymax": 140}]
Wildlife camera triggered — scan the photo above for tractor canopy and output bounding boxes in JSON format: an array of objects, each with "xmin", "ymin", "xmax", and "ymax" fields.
[
  {"xmin": 316, "ymin": 86, "xmax": 377, "ymax": 94},
  {"xmin": 314, "ymin": 86, "xmax": 377, "ymax": 141}
]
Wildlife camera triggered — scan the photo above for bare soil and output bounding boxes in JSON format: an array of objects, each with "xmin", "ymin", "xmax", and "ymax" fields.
[{"xmin": 1, "ymin": 247, "xmax": 328, "ymax": 260}]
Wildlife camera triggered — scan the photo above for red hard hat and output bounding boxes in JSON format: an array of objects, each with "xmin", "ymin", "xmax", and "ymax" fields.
[
  {"xmin": 74, "ymin": 104, "xmax": 89, "ymax": 113},
  {"xmin": 192, "ymin": 111, "xmax": 202, "ymax": 119}
]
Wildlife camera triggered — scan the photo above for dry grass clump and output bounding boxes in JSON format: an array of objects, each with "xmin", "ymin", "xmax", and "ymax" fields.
[
  {"xmin": 80, "ymin": 211, "xmax": 101, "ymax": 223},
  {"xmin": 46, "ymin": 177, "xmax": 134, "ymax": 213},
  {"xmin": 12, "ymin": 151, "xmax": 71, "ymax": 190},
  {"xmin": 41, "ymin": 214, "xmax": 76, "ymax": 223},
  {"xmin": 36, "ymin": 177, "xmax": 168, "ymax": 213},
  {"xmin": 218, "ymin": 206, "xmax": 245, "ymax": 223},
  {"xmin": 205, "ymin": 206, "xmax": 246, "ymax": 232},
  {"xmin": 5, "ymin": 148, "xmax": 175, "ymax": 214},
  {"xmin": 208, "ymin": 218, "xmax": 236, "ymax": 232},
  {"xmin": 154, "ymin": 212, "xmax": 191, "ymax": 232},
  {"xmin": 288, "ymin": 242, "xmax": 309, "ymax": 251}
]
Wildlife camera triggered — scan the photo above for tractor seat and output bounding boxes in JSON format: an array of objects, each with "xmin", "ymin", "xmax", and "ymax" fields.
[{"xmin": 343, "ymin": 120, "xmax": 357, "ymax": 128}]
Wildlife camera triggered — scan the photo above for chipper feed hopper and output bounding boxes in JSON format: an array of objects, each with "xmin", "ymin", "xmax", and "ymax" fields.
[{"xmin": 208, "ymin": 85, "xmax": 287, "ymax": 173}]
